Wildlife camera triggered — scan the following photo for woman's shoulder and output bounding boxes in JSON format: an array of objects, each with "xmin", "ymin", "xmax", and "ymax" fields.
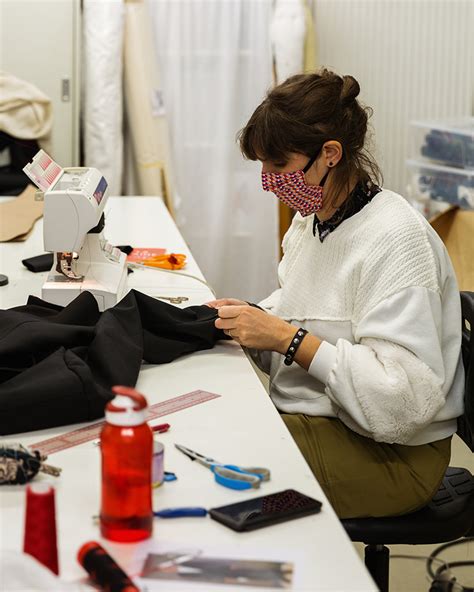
[
  {"xmin": 363, "ymin": 188, "xmax": 428, "ymax": 232},
  {"xmin": 358, "ymin": 188, "xmax": 440, "ymax": 255},
  {"xmin": 353, "ymin": 188, "xmax": 447, "ymax": 318}
]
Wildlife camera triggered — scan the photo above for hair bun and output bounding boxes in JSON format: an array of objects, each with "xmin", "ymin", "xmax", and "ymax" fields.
[{"xmin": 340, "ymin": 75, "xmax": 360, "ymax": 107}]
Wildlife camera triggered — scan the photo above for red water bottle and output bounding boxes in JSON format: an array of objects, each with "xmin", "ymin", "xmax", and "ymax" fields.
[{"xmin": 100, "ymin": 385, "xmax": 153, "ymax": 542}]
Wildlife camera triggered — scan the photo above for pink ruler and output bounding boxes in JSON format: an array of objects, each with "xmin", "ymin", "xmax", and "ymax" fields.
[{"xmin": 31, "ymin": 390, "xmax": 220, "ymax": 456}]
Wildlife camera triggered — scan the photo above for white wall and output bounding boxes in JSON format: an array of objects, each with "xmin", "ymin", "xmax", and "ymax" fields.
[
  {"xmin": 0, "ymin": 0, "xmax": 81, "ymax": 166},
  {"xmin": 312, "ymin": 0, "xmax": 474, "ymax": 195}
]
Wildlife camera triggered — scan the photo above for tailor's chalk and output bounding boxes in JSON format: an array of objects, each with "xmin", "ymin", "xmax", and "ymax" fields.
[
  {"xmin": 152, "ymin": 441, "xmax": 165, "ymax": 488},
  {"xmin": 164, "ymin": 471, "xmax": 177, "ymax": 482}
]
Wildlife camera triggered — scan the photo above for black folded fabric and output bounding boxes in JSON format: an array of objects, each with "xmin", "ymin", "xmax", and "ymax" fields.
[
  {"xmin": 21, "ymin": 253, "xmax": 54, "ymax": 272},
  {"xmin": 0, "ymin": 289, "xmax": 224, "ymax": 435},
  {"xmin": 116, "ymin": 245, "xmax": 134, "ymax": 255}
]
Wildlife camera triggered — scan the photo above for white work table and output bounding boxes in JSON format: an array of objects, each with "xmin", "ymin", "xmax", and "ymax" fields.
[{"xmin": 0, "ymin": 196, "xmax": 376, "ymax": 591}]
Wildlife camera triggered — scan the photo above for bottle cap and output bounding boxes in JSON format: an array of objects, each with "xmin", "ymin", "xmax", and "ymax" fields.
[{"xmin": 105, "ymin": 385, "xmax": 148, "ymax": 426}]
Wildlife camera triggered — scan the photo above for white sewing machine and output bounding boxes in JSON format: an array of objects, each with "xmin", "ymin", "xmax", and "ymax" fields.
[{"xmin": 23, "ymin": 150, "xmax": 128, "ymax": 310}]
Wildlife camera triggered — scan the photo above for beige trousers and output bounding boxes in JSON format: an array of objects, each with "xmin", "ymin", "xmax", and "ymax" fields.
[{"xmin": 282, "ymin": 414, "xmax": 451, "ymax": 519}]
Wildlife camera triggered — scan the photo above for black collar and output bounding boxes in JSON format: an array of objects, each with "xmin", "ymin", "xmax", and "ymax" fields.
[{"xmin": 313, "ymin": 182, "xmax": 381, "ymax": 242}]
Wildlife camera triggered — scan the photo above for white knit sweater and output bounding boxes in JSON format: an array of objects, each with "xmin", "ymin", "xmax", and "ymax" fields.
[{"xmin": 252, "ymin": 189, "xmax": 465, "ymax": 446}]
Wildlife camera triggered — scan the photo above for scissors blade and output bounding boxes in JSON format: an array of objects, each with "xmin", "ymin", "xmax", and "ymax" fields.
[
  {"xmin": 213, "ymin": 466, "xmax": 261, "ymax": 490},
  {"xmin": 174, "ymin": 444, "xmax": 219, "ymax": 468}
]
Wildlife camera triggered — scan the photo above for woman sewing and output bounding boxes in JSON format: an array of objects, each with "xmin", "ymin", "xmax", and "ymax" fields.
[{"xmin": 206, "ymin": 69, "xmax": 464, "ymax": 519}]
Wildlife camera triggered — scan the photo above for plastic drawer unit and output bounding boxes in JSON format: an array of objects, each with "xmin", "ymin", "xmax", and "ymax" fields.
[
  {"xmin": 407, "ymin": 159, "xmax": 474, "ymax": 210},
  {"xmin": 411, "ymin": 118, "xmax": 474, "ymax": 170}
]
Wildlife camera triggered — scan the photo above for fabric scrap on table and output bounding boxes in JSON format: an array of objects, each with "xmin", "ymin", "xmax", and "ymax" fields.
[{"xmin": 0, "ymin": 185, "xmax": 43, "ymax": 242}]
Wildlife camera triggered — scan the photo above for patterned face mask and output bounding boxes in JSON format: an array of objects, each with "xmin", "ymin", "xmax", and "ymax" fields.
[{"xmin": 261, "ymin": 153, "xmax": 329, "ymax": 217}]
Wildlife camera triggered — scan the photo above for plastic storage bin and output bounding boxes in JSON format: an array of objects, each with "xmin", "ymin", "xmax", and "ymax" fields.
[
  {"xmin": 407, "ymin": 159, "xmax": 474, "ymax": 210},
  {"xmin": 410, "ymin": 118, "xmax": 474, "ymax": 169}
]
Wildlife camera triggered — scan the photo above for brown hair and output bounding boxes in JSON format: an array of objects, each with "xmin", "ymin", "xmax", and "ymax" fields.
[{"xmin": 238, "ymin": 69, "xmax": 382, "ymax": 207}]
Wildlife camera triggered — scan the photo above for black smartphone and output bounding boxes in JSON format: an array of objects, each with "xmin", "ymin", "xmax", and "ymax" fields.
[{"xmin": 209, "ymin": 489, "xmax": 322, "ymax": 532}]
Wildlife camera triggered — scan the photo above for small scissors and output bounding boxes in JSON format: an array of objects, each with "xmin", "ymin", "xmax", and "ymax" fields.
[
  {"xmin": 175, "ymin": 444, "xmax": 271, "ymax": 491},
  {"xmin": 155, "ymin": 295, "xmax": 189, "ymax": 304}
]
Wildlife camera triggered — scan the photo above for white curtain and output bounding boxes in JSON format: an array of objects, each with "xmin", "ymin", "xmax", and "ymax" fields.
[{"xmin": 146, "ymin": 0, "xmax": 279, "ymax": 302}]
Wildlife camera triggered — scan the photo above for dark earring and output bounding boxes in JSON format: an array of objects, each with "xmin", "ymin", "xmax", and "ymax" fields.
[{"xmin": 329, "ymin": 161, "xmax": 333, "ymax": 167}]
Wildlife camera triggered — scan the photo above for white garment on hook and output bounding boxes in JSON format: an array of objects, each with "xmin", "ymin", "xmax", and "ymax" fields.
[
  {"xmin": 83, "ymin": 0, "xmax": 124, "ymax": 196},
  {"xmin": 271, "ymin": 0, "xmax": 306, "ymax": 83},
  {"xmin": 146, "ymin": 0, "xmax": 279, "ymax": 302}
]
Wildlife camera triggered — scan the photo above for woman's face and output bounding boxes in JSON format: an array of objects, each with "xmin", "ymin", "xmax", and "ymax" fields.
[{"xmin": 259, "ymin": 141, "xmax": 346, "ymax": 220}]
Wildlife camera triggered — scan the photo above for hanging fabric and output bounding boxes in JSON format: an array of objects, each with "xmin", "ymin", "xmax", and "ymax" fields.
[
  {"xmin": 146, "ymin": 0, "xmax": 279, "ymax": 302},
  {"xmin": 83, "ymin": 0, "xmax": 125, "ymax": 196},
  {"xmin": 270, "ymin": 0, "xmax": 306, "ymax": 83},
  {"xmin": 302, "ymin": 0, "xmax": 317, "ymax": 73},
  {"xmin": 123, "ymin": 0, "xmax": 176, "ymax": 216},
  {"xmin": 270, "ymin": 0, "xmax": 317, "ymax": 244},
  {"xmin": 270, "ymin": 0, "xmax": 318, "ymax": 78}
]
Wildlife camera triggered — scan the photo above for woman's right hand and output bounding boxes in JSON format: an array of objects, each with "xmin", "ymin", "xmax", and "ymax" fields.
[{"xmin": 205, "ymin": 298, "xmax": 248, "ymax": 309}]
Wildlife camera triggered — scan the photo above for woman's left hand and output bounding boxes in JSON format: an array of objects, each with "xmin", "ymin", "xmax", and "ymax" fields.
[{"xmin": 215, "ymin": 305, "xmax": 295, "ymax": 353}]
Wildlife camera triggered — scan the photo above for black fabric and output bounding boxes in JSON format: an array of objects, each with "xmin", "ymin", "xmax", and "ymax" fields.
[
  {"xmin": 247, "ymin": 302, "xmax": 265, "ymax": 311},
  {"xmin": 116, "ymin": 245, "xmax": 134, "ymax": 255},
  {"xmin": 313, "ymin": 181, "xmax": 382, "ymax": 242},
  {"xmin": 459, "ymin": 291, "xmax": 474, "ymax": 451},
  {"xmin": 21, "ymin": 253, "xmax": 54, "ymax": 273},
  {"xmin": 0, "ymin": 132, "xmax": 39, "ymax": 196},
  {"xmin": 0, "ymin": 289, "xmax": 225, "ymax": 435}
]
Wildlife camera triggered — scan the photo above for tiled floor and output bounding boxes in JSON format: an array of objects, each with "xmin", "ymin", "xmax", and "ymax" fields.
[{"xmin": 248, "ymin": 358, "xmax": 474, "ymax": 591}]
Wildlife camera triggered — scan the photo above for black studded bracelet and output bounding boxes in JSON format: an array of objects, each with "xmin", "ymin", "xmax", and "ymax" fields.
[{"xmin": 283, "ymin": 328, "xmax": 308, "ymax": 366}]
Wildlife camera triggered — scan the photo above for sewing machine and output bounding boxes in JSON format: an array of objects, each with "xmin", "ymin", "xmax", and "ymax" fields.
[{"xmin": 23, "ymin": 151, "xmax": 128, "ymax": 310}]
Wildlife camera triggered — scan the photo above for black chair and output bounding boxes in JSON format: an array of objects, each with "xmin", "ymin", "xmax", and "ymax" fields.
[{"xmin": 342, "ymin": 292, "xmax": 474, "ymax": 592}]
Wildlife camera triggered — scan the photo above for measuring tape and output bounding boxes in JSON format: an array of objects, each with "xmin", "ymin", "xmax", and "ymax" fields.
[{"xmin": 31, "ymin": 390, "xmax": 220, "ymax": 456}]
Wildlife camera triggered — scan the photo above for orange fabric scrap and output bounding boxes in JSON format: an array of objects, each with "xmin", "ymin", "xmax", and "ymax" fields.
[{"xmin": 141, "ymin": 253, "xmax": 187, "ymax": 270}]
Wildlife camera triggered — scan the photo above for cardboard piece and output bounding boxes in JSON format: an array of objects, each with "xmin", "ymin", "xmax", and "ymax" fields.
[
  {"xmin": 430, "ymin": 206, "xmax": 474, "ymax": 291},
  {"xmin": 0, "ymin": 185, "xmax": 43, "ymax": 242}
]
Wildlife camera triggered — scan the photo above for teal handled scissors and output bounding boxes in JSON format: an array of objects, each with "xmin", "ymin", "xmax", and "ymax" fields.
[{"xmin": 175, "ymin": 444, "xmax": 271, "ymax": 491}]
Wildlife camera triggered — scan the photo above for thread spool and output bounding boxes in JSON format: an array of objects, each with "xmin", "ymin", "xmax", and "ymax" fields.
[
  {"xmin": 23, "ymin": 483, "xmax": 59, "ymax": 574},
  {"xmin": 78, "ymin": 541, "xmax": 139, "ymax": 592},
  {"xmin": 152, "ymin": 440, "xmax": 164, "ymax": 488}
]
